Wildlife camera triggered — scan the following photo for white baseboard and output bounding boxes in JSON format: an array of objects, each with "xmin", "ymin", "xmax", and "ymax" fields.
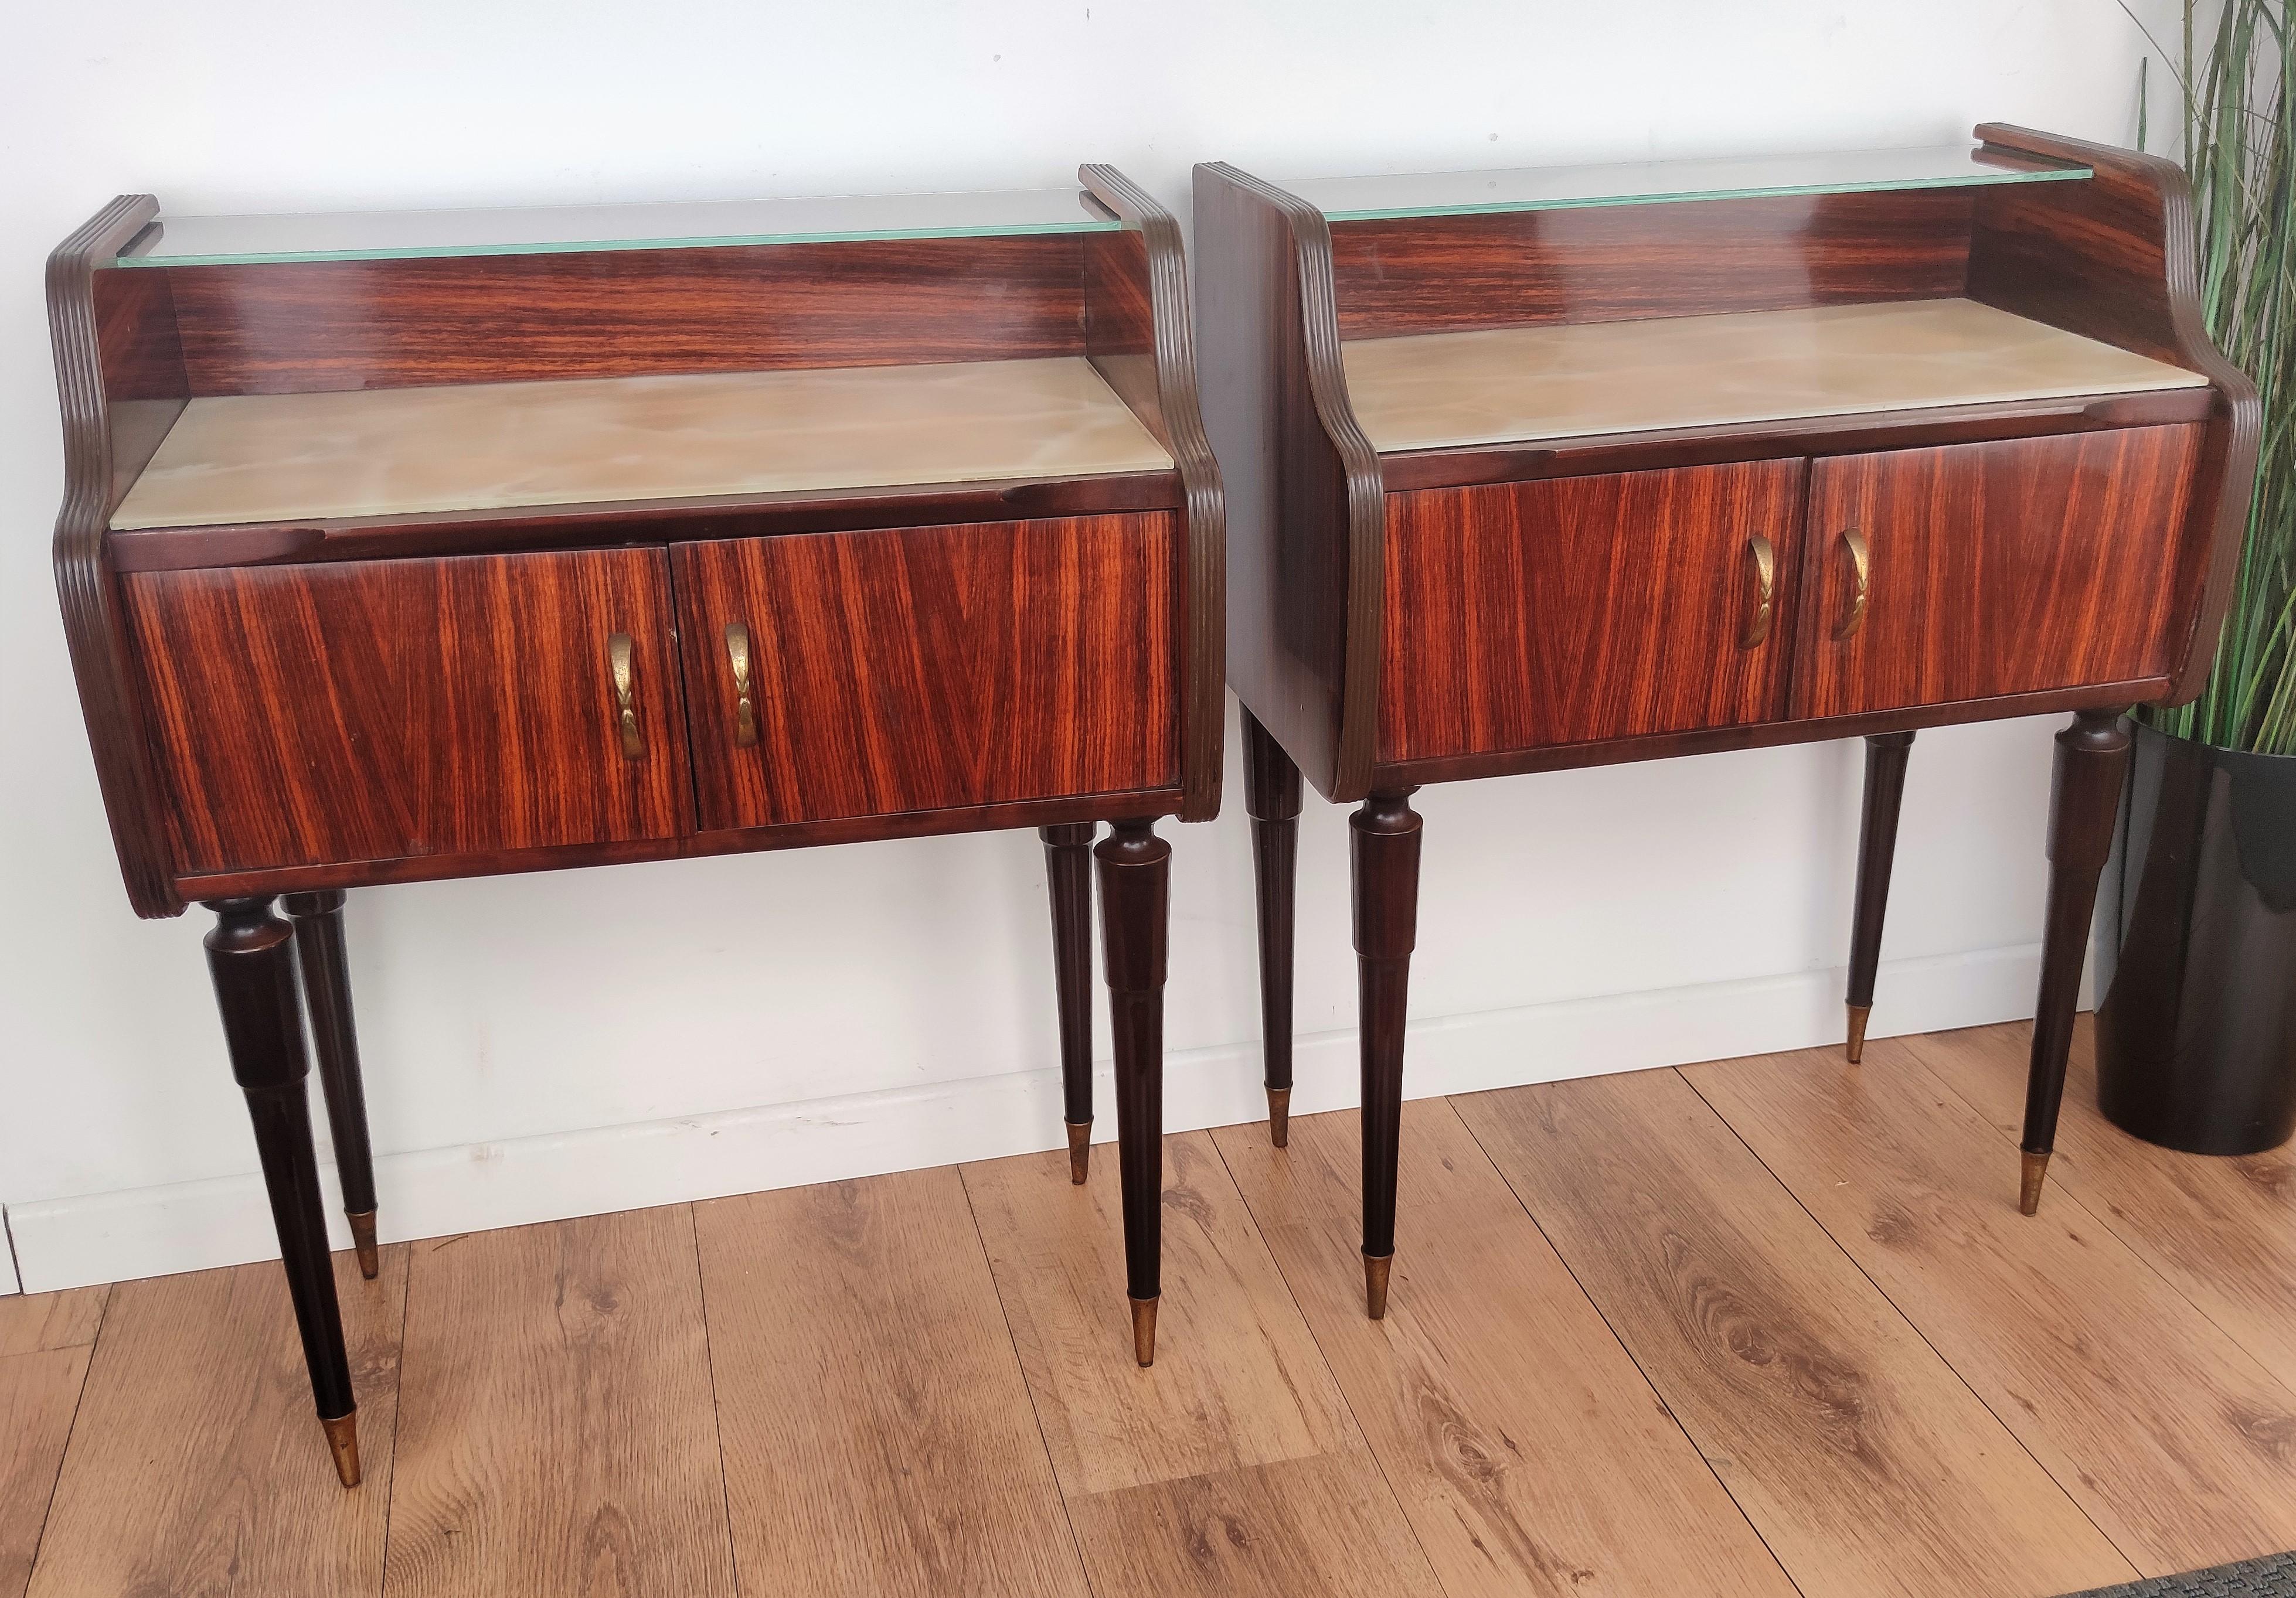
[{"xmin": 3, "ymin": 940, "xmax": 2070, "ymax": 1294}]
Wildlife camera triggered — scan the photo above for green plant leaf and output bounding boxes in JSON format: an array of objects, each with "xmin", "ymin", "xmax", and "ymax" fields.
[{"xmin": 2133, "ymin": 0, "xmax": 2294, "ymax": 752}]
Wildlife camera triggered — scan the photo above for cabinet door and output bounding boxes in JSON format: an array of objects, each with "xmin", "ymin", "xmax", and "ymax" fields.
[
  {"xmin": 1379, "ymin": 460, "xmax": 1805, "ymax": 761},
  {"xmin": 125, "ymin": 548, "xmax": 691, "ymax": 874},
  {"xmin": 674, "ymin": 515, "xmax": 1179, "ymax": 829},
  {"xmin": 1792, "ymin": 425, "xmax": 2204, "ymax": 720}
]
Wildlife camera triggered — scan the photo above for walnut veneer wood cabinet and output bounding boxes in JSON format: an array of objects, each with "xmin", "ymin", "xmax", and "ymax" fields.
[
  {"xmin": 49, "ymin": 168, "xmax": 1221, "ymax": 1485},
  {"xmin": 1196, "ymin": 126, "xmax": 2257, "ymax": 1321}
]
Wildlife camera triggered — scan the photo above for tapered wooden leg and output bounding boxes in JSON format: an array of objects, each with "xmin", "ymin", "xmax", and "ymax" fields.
[
  {"xmin": 2019, "ymin": 710, "xmax": 2133, "ymax": 1215},
  {"xmin": 1352, "ymin": 790, "xmax": 1421, "ymax": 1320},
  {"xmin": 1243, "ymin": 710, "xmax": 1303, "ymax": 1147},
  {"xmin": 282, "ymin": 890, "xmax": 380, "ymax": 1279},
  {"xmin": 1096, "ymin": 817, "xmax": 1169, "ymax": 1365},
  {"xmin": 1040, "ymin": 824, "xmax": 1098, "ymax": 1184},
  {"xmin": 1845, "ymin": 731, "xmax": 1916, "ymax": 1062},
  {"xmin": 203, "ymin": 897, "xmax": 360, "ymax": 1487}
]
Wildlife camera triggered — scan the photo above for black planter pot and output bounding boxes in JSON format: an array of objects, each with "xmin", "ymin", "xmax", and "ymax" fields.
[{"xmin": 2097, "ymin": 720, "xmax": 2296, "ymax": 1155}]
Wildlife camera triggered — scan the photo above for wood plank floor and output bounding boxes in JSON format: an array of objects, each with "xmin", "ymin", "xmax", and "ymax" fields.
[{"xmin": 11, "ymin": 1019, "xmax": 2296, "ymax": 1597}]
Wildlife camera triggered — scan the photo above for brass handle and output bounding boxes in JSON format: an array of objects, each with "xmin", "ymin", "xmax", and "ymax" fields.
[
  {"xmin": 1739, "ymin": 534, "xmax": 1777, "ymax": 650},
  {"xmin": 607, "ymin": 632, "xmax": 643, "ymax": 759},
  {"xmin": 1833, "ymin": 528, "xmax": 1872, "ymax": 642},
  {"xmin": 724, "ymin": 622, "xmax": 758, "ymax": 748}
]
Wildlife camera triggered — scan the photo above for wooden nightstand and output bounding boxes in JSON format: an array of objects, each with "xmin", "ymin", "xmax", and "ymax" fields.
[
  {"xmin": 49, "ymin": 167, "xmax": 1222, "ymax": 1483},
  {"xmin": 1195, "ymin": 126, "xmax": 2256, "ymax": 1320}
]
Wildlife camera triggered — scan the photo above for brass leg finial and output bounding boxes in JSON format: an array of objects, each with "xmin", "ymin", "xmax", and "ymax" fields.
[
  {"xmin": 1845, "ymin": 1005, "xmax": 1872, "ymax": 1065},
  {"xmin": 347, "ymin": 1209, "xmax": 379, "ymax": 1280},
  {"xmin": 1130, "ymin": 1295, "xmax": 1159, "ymax": 1367},
  {"xmin": 321, "ymin": 1410, "xmax": 362, "ymax": 1488},
  {"xmin": 1267, "ymin": 1086, "xmax": 1292, "ymax": 1149},
  {"xmin": 1364, "ymin": 1252, "xmax": 1394, "ymax": 1320},
  {"xmin": 2019, "ymin": 1150, "xmax": 2051, "ymax": 1216},
  {"xmin": 1064, "ymin": 1121, "xmax": 1091, "ymax": 1185}
]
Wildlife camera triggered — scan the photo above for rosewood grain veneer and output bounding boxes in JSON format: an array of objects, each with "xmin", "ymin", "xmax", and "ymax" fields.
[
  {"xmin": 49, "ymin": 168, "xmax": 1223, "ymax": 1487},
  {"xmin": 1197, "ymin": 128, "xmax": 2258, "ymax": 1323}
]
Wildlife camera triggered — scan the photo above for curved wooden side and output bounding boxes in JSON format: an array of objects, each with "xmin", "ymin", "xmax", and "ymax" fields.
[
  {"xmin": 1079, "ymin": 164, "xmax": 1227, "ymax": 823},
  {"xmin": 1970, "ymin": 122, "xmax": 2263, "ymax": 708},
  {"xmin": 1192, "ymin": 163, "xmax": 1386, "ymax": 803},
  {"xmin": 50, "ymin": 195, "xmax": 185, "ymax": 919}
]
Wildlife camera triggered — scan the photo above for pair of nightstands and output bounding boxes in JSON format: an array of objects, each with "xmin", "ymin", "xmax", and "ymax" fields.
[{"xmin": 49, "ymin": 126, "xmax": 2254, "ymax": 1486}]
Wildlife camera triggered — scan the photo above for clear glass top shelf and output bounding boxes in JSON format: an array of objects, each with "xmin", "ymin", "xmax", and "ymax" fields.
[
  {"xmin": 112, "ymin": 186, "xmax": 1118, "ymax": 268},
  {"xmin": 1280, "ymin": 143, "xmax": 2090, "ymax": 222}
]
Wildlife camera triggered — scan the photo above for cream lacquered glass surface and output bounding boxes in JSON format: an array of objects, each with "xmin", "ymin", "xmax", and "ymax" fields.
[
  {"xmin": 109, "ymin": 357, "xmax": 1171, "ymax": 530},
  {"xmin": 1281, "ymin": 143, "xmax": 2088, "ymax": 222},
  {"xmin": 111, "ymin": 187, "xmax": 1117, "ymax": 268},
  {"xmin": 1342, "ymin": 300, "xmax": 2207, "ymax": 454}
]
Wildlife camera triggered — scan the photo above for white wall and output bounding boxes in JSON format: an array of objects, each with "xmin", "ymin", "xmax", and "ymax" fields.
[{"xmin": 0, "ymin": 0, "xmax": 2176, "ymax": 1294}]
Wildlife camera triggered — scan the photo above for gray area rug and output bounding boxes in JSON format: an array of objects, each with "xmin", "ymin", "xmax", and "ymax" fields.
[{"xmin": 2069, "ymin": 1555, "xmax": 2296, "ymax": 1596}]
